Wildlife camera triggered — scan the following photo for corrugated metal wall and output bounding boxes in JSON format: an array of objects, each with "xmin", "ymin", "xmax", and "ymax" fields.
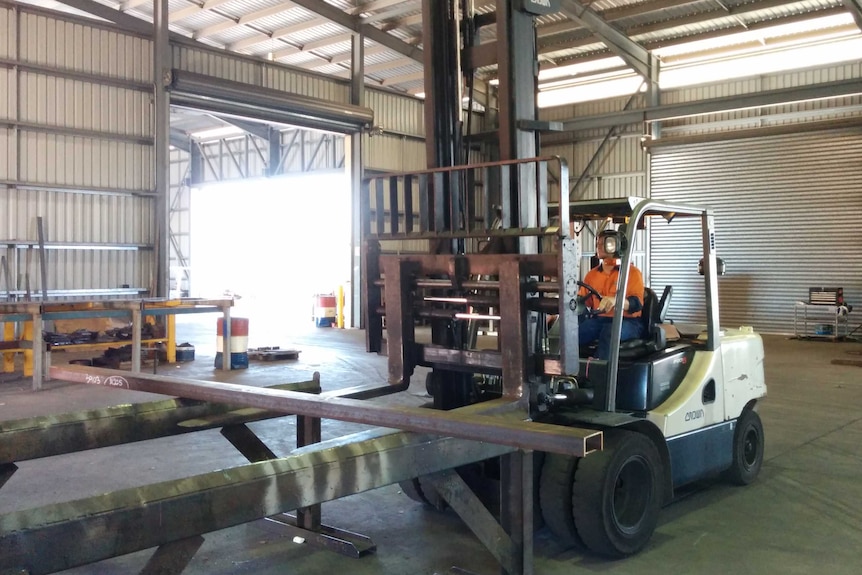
[
  {"xmin": 1, "ymin": 4, "xmax": 155, "ymax": 296},
  {"xmin": 542, "ymin": 135, "xmax": 647, "ymax": 202},
  {"xmin": 650, "ymin": 128, "xmax": 862, "ymax": 334},
  {"xmin": 1, "ymin": 3, "xmax": 427, "ymax": 299}
]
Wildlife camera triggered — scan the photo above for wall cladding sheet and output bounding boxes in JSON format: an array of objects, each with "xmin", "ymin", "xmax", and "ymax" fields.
[
  {"xmin": 0, "ymin": 187, "xmax": 154, "ymax": 244},
  {"xmin": 367, "ymin": 89, "xmax": 425, "ymax": 138},
  {"xmin": 18, "ymin": 132, "xmax": 153, "ymax": 191},
  {"xmin": 0, "ymin": 5, "xmax": 12, "ymax": 59},
  {"xmin": 18, "ymin": 72, "xmax": 151, "ymax": 137},
  {"xmin": 365, "ymin": 134, "xmax": 425, "ymax": 172},
  {"xmin": 0, "ymin": 69, "xmax": 13, "ymax": 120},
  {"xmin": 0, "ymin": 128, "xmax": 13, "ymax": 181},
  {"xmin": 19, "ymin": 12, "xmax": 152, "ymax": 82},
  {"xmin": 264, "ymin": 65, "xmax": 350, "ymax": 103}
]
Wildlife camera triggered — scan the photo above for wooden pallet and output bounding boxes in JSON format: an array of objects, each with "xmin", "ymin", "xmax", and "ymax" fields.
[{"xmin": 248, "ymin": 347, "xmax": 300, "ymax": 361}]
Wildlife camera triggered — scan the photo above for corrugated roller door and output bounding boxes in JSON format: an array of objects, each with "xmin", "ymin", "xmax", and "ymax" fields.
[{"xmin": 649, "ymin": 129, "xmax": 862, "ymax": 334}]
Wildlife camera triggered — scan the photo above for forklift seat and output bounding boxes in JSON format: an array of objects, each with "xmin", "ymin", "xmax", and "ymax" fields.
[{"xmin": 618, "ymin": 286, "xmax": 672, "ymax": 360}]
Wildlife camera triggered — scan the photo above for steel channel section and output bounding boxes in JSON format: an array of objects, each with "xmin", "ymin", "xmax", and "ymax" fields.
[
  {"xmin": 154, "ymin": 0, "xmax": 171, "ymax": 298},
  {"xmin": 221, "ymin": 424, "xmax": 278, "ymax": 462},
  {"xmin": 362, "ymin": 240, "xmax": 383, "ymax": 353},
  {"xmin": 49, "ymin": 366, "xmax": 602, "ymax": 457},
  {"xmin": 389, "ymin": 175, "xmax": 400, "ymax": 234},
  {"xmin": 296, "ymin": 414, "xmax": 323, "ymax": 532},
  {"xmin": 497, "ymin": 1, "xmax": 539, "ymax": 254},
  {"xmin": 0, "ymin": 380, "xmax": 321, "ymax": 465},
  {"xmin": 498, "ymin": 259, "xmax": 530, "ymax": 406},
  {"xmin": 557, "ymin": 237, "xmax": 580, "ymax": 375},
  {"xmin": 0, "ymin": 430, "xmax": 516, "ymax": 575},
  {"xmin": 383, "ymin": 259, "xmax": 418, "ymax": 386},
  {"xmin": 426, "ymin": 469, "xmax": 517, "ymax": 573},
  {"xmin": 501, "ymin": 450, "xmax": 533, "ymax": 575}
]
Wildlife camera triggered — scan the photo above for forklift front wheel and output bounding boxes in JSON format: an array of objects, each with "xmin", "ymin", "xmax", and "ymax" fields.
[{"xmin": 571, "ymin": 430, "xmax": 663, "ymax": 558}]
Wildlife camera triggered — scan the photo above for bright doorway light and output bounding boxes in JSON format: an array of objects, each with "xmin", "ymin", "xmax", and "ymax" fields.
[{"xmin": 190, "ymin": 172, "xmax": 350, "ymax": 341}]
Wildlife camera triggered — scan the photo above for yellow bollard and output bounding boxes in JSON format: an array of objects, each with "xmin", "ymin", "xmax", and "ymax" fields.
[
  {"xmin": 3, "ymin": 322, "xmax": 15, "ymax": 373},
  {"xmin": 336, "ymin": 285, "xmax": 345, "ymax": 329},
  {"xmin": 166, "ymin": 313, "xmax": 176, "ymax": 363},
  {"xmin": 23, "ymin": 321, "xmax": 33, "ymax": 377}
]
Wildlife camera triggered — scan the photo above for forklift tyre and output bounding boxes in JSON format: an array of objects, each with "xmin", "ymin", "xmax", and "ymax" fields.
[
  {"xmin": 724, "ymin": 408, "xmax": 764, "ymax": 486},
  {"xmin": 398, "ymin": 477, "xmax": 448, "ymax": 511},
  {"xmin": 572, "ymin": 430, "xmax": 663, "ymax": 558},
  {"xmin": 539, "ymin": 454, "xmax": 584, "ymax": 550}
]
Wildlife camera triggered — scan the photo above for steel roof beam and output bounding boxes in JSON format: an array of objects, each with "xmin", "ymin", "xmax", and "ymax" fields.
[
  {"xmin": 120, "ymin": 0, "xmax": 150, "ymax": 12},
  {"xmin": 287, "ymin": 0, "xmax": 423, "ymax": 61},
  {"xmin": 213, "ymin": 116, "xmax": 273, "ymax": 140},
  {"xmin": 559, "ymin": 77, "xmax": 862, "ymax": 131},
  {"xmin": 52, "ymin": 0, "xmax": 152, "ymax": 35},
  {"xmin": 169, "ymin": 128, "xmax": 192, "ymax": 153},
  {"xmin": 228, "ymin": 17, "xmax": 327, "ymax": 51},
  {"xmin": 193, "ymin": 2, "xmax": 298, "ymax": 40},
  {"xmin": 845, "ymin": 0, "xmax": 862, "ymax": 30},
  {"xmin": 558, "ymin": 0, "xmax": 656, "ymax": 84},
  {"xmin": 350, "ymin": 0, "xmax": 413, "ymax": 16},
  {"xmin": 170, "ymin": 0, "xmax": 235, "ymax": 24}
]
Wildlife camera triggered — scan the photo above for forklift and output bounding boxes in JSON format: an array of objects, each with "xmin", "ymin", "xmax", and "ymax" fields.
[{"xmin": 363, "ymin": 0, "xmax": 766, "ymax": 559}]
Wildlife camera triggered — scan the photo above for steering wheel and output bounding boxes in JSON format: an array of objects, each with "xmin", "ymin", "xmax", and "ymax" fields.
[{"xmin": 575, "ymin": 281, "xmax": 603, "ymax": 317}]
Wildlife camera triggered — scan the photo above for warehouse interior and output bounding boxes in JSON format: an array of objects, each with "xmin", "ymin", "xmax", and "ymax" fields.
[{"xmin": 1, "ymin": 0, "xmax": 861, "ymax": 574}]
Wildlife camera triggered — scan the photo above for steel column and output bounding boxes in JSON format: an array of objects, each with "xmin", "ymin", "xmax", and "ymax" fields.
[
  {"xmin": 496, "ymin": 0, "xmax": 539, "ymax": 253},
  {"xmin": 154, "ymin": 0, "xmax": 171, "ymax": 297}
]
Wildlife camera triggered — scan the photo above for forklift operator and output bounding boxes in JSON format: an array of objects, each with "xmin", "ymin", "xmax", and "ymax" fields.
[{"xmin": 579, "ymin": 229, "xmax": 646, "ymax": 359}]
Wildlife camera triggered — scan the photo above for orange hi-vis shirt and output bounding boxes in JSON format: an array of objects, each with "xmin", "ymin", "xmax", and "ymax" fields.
[{"xmin": 580, "ymin": 262, "xmax": 644, "ymax": 318}]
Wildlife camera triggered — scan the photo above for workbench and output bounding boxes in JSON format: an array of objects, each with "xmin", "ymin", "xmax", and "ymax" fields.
[
  {"xmin": 0, "ymin": 298, "xmax": 234, "ymax": 390},
  {"xmin": 793, "ymin": 301, "xmax": 851, "ymax": 341}
]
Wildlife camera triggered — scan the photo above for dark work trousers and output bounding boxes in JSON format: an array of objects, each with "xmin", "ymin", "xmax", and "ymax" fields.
[{"xmin": 578, "ymin": 315, "xmax": 646, "ymax": 359}]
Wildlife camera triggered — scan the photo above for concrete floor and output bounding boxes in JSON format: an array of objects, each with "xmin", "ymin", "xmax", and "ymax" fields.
[{"xmin": 1, "ymin": 317, "xmax": 861, "ymax": 574}]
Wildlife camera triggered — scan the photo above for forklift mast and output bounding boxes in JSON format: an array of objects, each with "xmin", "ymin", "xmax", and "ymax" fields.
[{"xmin": 362, "ymin": 0, "xmax": 579, "ymax": 415}]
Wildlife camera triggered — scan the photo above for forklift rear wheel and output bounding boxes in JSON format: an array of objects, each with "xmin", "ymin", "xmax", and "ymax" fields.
[
  {"xmin": 571, "ymin": 430, "xmax": 662, "ymax": 558},
  {"xmin": 724, "ymin": 409, "xmax": 764, "ymax": 485}
]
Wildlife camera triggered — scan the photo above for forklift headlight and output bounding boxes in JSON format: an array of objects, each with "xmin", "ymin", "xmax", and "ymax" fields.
[{"xmin": 600, "ymin": 231, "xmax": 627, "ymax": 258}]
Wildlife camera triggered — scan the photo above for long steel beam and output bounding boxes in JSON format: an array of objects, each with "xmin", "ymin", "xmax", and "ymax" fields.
[
  {"xmin": 0, "ymin": 429, "xmax": 514, "ymax": 575},
  {"xmin": 0, "ymin": 379, "xmax": 320, "ymax": 465},
  {"xmin": 49, "ymin": 366, "xmax": 603, "ymax": 457}
]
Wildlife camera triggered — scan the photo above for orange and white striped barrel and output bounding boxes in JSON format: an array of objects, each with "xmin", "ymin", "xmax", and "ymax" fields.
[
  {"xmin": 215, "ymin": 317, "xmax": 249, "ymax": 369},
  {"xmin": 313, "ymin": 294, "xmax": 337, "ymax": 327}
]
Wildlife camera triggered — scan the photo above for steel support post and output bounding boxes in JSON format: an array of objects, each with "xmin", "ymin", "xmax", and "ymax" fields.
[
  {"xmin": 154, "ymin": 0, "xmax": 171, "ymax": 297},
  {"xmin": 349, "ymin": 33, "xmax": 364, "ymax": 329},
  {"xmin": 500, "ymin": 450, "xmax": 533, "ymax": 575}
]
